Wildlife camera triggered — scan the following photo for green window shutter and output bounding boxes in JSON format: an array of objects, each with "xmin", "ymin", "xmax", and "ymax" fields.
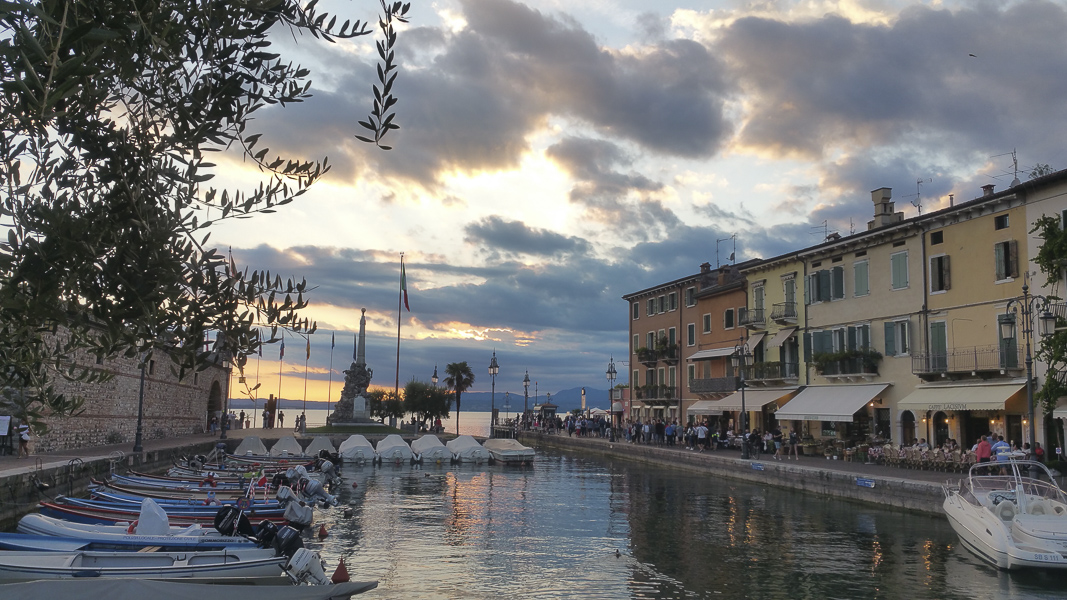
[
  {"xmin": 854, "ymin": 262, "xmax": 869, "ymax": 296},
  {"xmin": 994, "ymin": 243, "xmax": 1006, "ymax": 280},
  {"xmin": 860, "ymin": 324, "xmax": 871, "ymax": 350},
  {"xmin": 891, "ymin": 253, "xmax": 908, "ymax": 289},
  {"xmin": 804, "ymin": 275, "xmax": 811, "ymax": 305},
  {"xmin": 832, "ymin": 267, "xmax": 845, "ymax": 299},
  {"xmin": 847, "ymin": 326, "xmax": 858, "ymax": 351},
  {"xmin": 942, "ymin": 255, "xmax": 951, "ymax": 290},
  {"xmin": 1009, "ymin": 240, "xmax": 1019, "ymax": 278},
  {"xmin": 884, "ymin": 321, "xmax": 896, "ymax": 356},
  {"xmin": 803, "ymin": 331, "xmax": 812, "ymax": 361}
]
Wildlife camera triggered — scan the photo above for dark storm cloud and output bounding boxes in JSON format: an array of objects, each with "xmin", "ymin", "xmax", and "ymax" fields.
[
  {"xmin": 718, "ymin": 2, "xmax": 1067, "ymax": 170},
  {"xmin": 464, "ymin": 216, "xmax": 592, "ymax": 258}
]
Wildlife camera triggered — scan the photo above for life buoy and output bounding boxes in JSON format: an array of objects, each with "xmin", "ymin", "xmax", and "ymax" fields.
[
  {"xmin": 200, "ymin": 478, "xmax": 217, "ymax": 487},
  {"xmin": 127, "ymin": 520, "xmax": 138, "ymax": 534}
]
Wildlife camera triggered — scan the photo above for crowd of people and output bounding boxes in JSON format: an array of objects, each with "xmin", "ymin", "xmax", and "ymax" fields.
[{"xmin": 618, "ymin": 418, "xmax": 802, "ymax": 461}]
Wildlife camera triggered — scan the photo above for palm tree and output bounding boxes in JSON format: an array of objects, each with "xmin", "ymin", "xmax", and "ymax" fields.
[{"xmin": 444, "ymin": 361, "xmax": 475, "ymax": 435}]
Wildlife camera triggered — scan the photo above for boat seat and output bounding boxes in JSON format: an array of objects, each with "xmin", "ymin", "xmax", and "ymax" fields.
[
  {"xmin": 1029, "ymin": 500, "xmax": 1050, "ymax": 516},
  {"xmin": 997, "ymin": 501, "xmax": 1017, "ymax": 521}
]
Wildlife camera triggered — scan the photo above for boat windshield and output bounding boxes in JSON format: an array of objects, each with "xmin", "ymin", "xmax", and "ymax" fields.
[{"xmin": 965, "ymin": 460, "xmax": 1067, "ymax": 505}]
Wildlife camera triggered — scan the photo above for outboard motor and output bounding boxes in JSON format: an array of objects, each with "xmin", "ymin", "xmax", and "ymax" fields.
[
  {"xmin": 272, "ymin": 525, "xmax": 304, "ymax": 559},
  {"xmin": 214, "ymin": 505, "xmax": 254, "ymax": 537},
  {"xmin": 301, "ymin": 477, "xmax": 339, "ymax": 508},
  {"xmin": 283, "ymin": 500, "xmax": 314, "ymax": 530},
  {"xmin": 254, "ymin": 520, "xmax": 278, "ymax": 548},
  {"xmin": 285, "ymin": 465, "xmax": 309, "ymax": 481},
  {"xmin": 319, "ymin": 460, "xmax": 340, "ymax": 489},
  {"xmin": 285, "ymin": 548, "xmax": 331, "ymax": 585},
  {"xmin": 276, "ymin": 486, "xmax": 298, "ymax": 508},
  {"xmin": 272, "ymin": 472, "xmax": 290, "ymax": 489}
]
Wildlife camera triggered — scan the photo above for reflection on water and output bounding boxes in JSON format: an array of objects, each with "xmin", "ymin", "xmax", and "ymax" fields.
[{"xmin": 305, "ymin": 447, "xmax": 1064, "ymax": 600}]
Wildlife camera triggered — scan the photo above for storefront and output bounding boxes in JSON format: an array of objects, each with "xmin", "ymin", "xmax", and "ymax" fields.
[
  {"xmin": 775, "ymin": 383, "xmax": 889, "ymax": 442},
  {"xmin": 895, "ymin": 380, "xmax": 1026, "ymax": 447}
]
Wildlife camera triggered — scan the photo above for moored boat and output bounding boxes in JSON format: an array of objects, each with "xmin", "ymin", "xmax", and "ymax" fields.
[
  {"xmin": 943, "ymin": 459, "xmax": 1067, "ymax": 569},
  {"xmin": 445, "ymin": 435, "xmax": 490, "ymax": 464},
  {"xmin": 411, "ymin": 435, "xmax": 451, "ymax": 464},
  {"xmin": 375, "ymin": 434, "xmax": 414, "ymax": 464},
  {"xmin": 338, "ymin": 435, "xmax": 375, "ymax": 464},
  {"xmin": 0, "ymin": 547, "xmax": 288, "ymax": 583},
  {"xmin": 0, "ymin": 579, "xmax": 377, "ymax": 600},
  {"xmin": 482, "ymin": 438, "xmax": 535, "ymax": 465}
]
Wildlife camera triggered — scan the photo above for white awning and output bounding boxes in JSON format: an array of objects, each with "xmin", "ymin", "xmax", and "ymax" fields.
[
  {"xmin": 766, "ymin": 327, "xmax": 798, "ymax": 348},
  {"xmin": 686, "ymin": 400, "xmax": 724, "ymax": 415},
  {"xmin": 775, "ymin": 384, "xmax": 889, "ymax": 422},
  {"xmin": 687, "ymin": 347, "xmax": 737, "ymax": 361},
  {"xmin": 746, "ymin": 332, "xmax": 766, "ymax": 351},
  {"xmin": 897, "ymin": 381, "xmax": 1025, "ymax": 412},
  {"xmin": 1054, "ymin": 405, "xmax": 1067, "ymax": 420},
  {"xmin": 697, "ymin": 388, "xmax": 798, "ymax": 412}
]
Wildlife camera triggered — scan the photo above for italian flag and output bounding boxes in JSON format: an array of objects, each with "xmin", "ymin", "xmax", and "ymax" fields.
[{"xmin": 401, "ymin": 259, "xmax": 410, "ymax": 312}]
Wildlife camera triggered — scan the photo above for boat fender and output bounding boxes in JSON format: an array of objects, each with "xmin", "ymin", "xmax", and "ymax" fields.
[
  {"xmin": 318, "ymin": 523, "xmax": 328, "ymax": 539},
  {"xmin": 332, "ymin": 557, "xmax": 351, "ymax": 583}
]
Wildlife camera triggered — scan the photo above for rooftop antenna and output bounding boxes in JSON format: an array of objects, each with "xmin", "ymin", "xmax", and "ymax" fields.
[
  {"xmin": 849, "ymin": 217, "xmax": 856, "ymax": 236},
  {"xmin": 810, "ymin": 220, "xmax": 828, "ymax": 240},
  {"xmin": 903, "ymin": 178, "xmax": 932, "ymax": 215},
  {"xmin": 987, "ymin": 149, "xmax": 1021, "ymax": 186},
  {"xmin": 716, "ymin": 234, "xmax": 735, "ymax": 267}
]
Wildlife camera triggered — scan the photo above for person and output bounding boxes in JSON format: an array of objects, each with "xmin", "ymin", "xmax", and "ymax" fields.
[
  {"xmin": 917, "ymin": 438, "xmax": 930, "ymax": 451},
  {"xmin": 991, "ymin": 435, "xmax": 1011, "ymax": 462},
  {"xmin": 239, "ymin": 410, "xmax": 245, "ymax": 428},
  {"xmin": 749, "ymin": 429, "xmax": 762, "ymax": 459},
  {"xmin": 209, "ymin": 416, "xmax": 217, "ymax": 434},
  {"xmin": 788, "ymin": 428, "xmax": 800, "ymax": 460},
  {"xmin": 772, "ymin": 426, "xmax": 784, "ymax": 461},
  {"xmin": 263, "ymin": 409, "xmax": 269, "ymax": 429},
  {"xmin": 17, "ymin": 424, "xmax": 30, "ymax": 459},
  {"xmin": 695, "ymin": 421, "xmax": 708, "ymax": 452},
  {"xmin": 278, "ymin": 411, "xmax": 285, "ymax": 429},
  {"xmin": 1034, "ymin": 441, "xmax": 1046, "ymax": 463},
  {"xmin": 975, "ymin": 436, "xmax": 992, "ymax": 463}
]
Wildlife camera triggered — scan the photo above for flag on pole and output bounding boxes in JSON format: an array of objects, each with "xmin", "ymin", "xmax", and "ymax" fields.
[
  {"xmin": 331, "ymin": 331, "xmax": 335, "ymax": 349},
  {"xmin": 306, "ymin": 338, "xmax": 311, "ymax": 360},
  {"xmin": 401, "ymin": 260, "xmax": 410, "ymax": 312},
  {"xmin": 353, "ymin": 334, "xmax": 357, "ymax": 360},
  {"xmin": 280, "ymin": 339, "xmax": 285, "ymax": 360}
]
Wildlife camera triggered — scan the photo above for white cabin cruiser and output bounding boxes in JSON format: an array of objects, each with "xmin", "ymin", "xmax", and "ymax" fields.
[
  {"xmin": 943, "ymin": 459, "xmax": 1067, "ymax": 569},
  {"xmin": 411, "ymin": 435, "xmax": 451, "ymax": 464},
  {"xmin": 375, "ymin": 435, "xmax": 414, "ymax": 464},
  {"xmin": 445, "ymin": 435, "xmax": 491, "ymax": 464},
  {"xmin": 483, "ymin": 438, "xmax": 535, "ymax": 465}
]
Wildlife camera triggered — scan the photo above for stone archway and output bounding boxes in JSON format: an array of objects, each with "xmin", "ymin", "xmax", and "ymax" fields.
[
  {"xmin": 207, "ymin": 381, "xmax": 223, "ymax": 428},
  {"xmin": 900, "ymin": 410, "xmax": 916, "ymax": 445}
]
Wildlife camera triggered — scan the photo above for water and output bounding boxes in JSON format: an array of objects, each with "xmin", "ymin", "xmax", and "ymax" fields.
[{"xmin": 302, "ymin": 447, "xmax": 1065, "ymax": 600}]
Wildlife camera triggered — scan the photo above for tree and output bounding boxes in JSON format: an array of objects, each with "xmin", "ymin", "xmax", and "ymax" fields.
[
  {"xmin": 444, "ymin": 362, "xmax": 475, "ymax": 435},
  {"xmin": 1030, "ymin": 164, "xmax": 1055, "ymax": 179},
  {"xmin": 404, "ymin": 380, "xmax": 452, "ymax": 429},
  {"xmin": 0, "ymin": 0, "xmax": 409, "ymax": 431},
  {"xmin": 1031, "ymin": 215, "xmax": 1067, "ymax": 454}
]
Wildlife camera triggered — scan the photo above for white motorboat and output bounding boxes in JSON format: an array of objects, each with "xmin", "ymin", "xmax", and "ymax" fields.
[
  {"xmin": 375, "ymin": 434, "xmax": 414, "ymax": 464},
  {"xmin": 483, "ymin": 438, "xmax": 535, "ymax": 465},
  {"xmin": 0, "ymin": 579, "xmax": 377, "ymax": 600},
  {"xmin": 0, "ymin": 547, "xmax": 288, "ymax": 583},
  {"xmin": 234, "ymin": 436, "xmax": 270, "ymax": 456},
  {"xmin": 338, "ymin": 435, "xmax": 376, "ymax": 464},
  {"xmin": 270, "ymin": 436, "xmax": 307, "ymax": 457},
  {"xmin": 304, "ymin": 436, "xmax": 337, "ymax": 457},
  {"xmin": 445, "ymin": 435, "xmax": 491, "ymax": 464},
  {"xmin": 942, "ymin": 459, "xmax": 1067, "ymax": 569},
  {"xmin": 411, "ymin": 435, "xmax": 452, "ymax": 464}
]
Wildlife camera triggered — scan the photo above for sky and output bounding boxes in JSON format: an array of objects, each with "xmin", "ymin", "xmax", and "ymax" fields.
[{"xmin": 211, "ymin": 0, "xmax": 1067, "ymax": 404}]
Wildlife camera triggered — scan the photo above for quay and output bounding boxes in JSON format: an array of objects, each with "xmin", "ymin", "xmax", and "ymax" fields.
[{"xmin": 0, "ymin": 427, "xmax": 996, "ymax": 529}]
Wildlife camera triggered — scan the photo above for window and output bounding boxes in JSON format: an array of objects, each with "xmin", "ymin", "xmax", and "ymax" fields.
[
  {"xmin": 647, "ymin": 299, "xmax": 655, "ymax": 316},
  {"xmin": 658, "ymin": 296, "xmax": 666, "ymax": 313},
  {"xmin": 148, "ymin": 359, "xmax": 156, "ymax": 375},
  {"xmin": 753, "ymin": 285, "xmax": 765, "ymax": 311},
  {"xmin": 632, "ymin": 370, "xmax": 639, "ymax": 388},
  {"xmin": 687, "ymin": 364, "xmax": 696, "ymax": 384},
  {"xmin": 832, "ymin": 328, "xmax": 846, "ymax": 352},
  {"xmin": 807, "ymin": 269, "xmax": 843, "ymax": 302},
  {"xmin": 687, "ymin": 323, "xmax": 696, "ymax": 346},
  {"xmin": 646, "ymin": 369, "xmax": 655, "ymax": 386},
  {"xmin": 668, "ymin": 327, "xmax": 676, "ymax": 349},
  {"xmin": 724, "ymin": 308, "xmax": 735, "ymax": 329},
  {"xmin": 784, "ymin": 277, "xmax": 796, "ymax": 305},
  {"xmin": 685, "ymin": 287, "xmax": 696, "ymax": 307},
  {"xmin": 994, "ymin": 214, "xmax": 1009, "ymax": 230},
  {"xmin": 632, "ymin": 302, "xmax": 640, "ymax": 320},
  {"xmin": 647, "ymin": 332, "xmax": 655, "ymax": 349},
  {"xmin": 633, "ymin": 334, "xmax": 639, "ymax": 353},
  {"xmin": 930, "ymin": 255, "xmax": 951, "ymax": 292},
  {"xmin": 703, "ymin": 314, "xmax": 712, "ymax": 333},
  {"xmin": 930, "ymin": 230, "xmax": 944, "ymax": 245},
  {"xmin": 669, "ymin": 366, "xmax": 676, "ymax": 389},
  {"xmin": 847, "ymin": 324, "xmax": 871, "ymax": 350},
  {"xmin": 668, "ymin": 292, "xmax": 678, "ymax": 311},
  {"xmin": 854, "ymin": 260, "xmax": 869, "ymax": 297},
  {"xmin": 891, "ymin": 251, "xmax": 909, "ymax": 290},
  {"xmin": 994, "ymin": 240, "xmax": 1019, "ymax": 281},
  {"xmin": 998, "ymin": 314, "xmax": 1019, "ymax": 368},
  {"xmin": 884, "ymin": 320, "xmax": 910, "ymax": 356}
]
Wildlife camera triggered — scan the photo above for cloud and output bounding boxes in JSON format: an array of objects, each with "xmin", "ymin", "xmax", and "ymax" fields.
[{"xmin": 464, "ymin": 216, "xmax": 592, "ymax": 258}]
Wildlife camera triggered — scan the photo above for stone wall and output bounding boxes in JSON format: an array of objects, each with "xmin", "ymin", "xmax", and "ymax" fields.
[{"xmin": 31, "ymin": 348, "xmax": 229, "ymax": 453}]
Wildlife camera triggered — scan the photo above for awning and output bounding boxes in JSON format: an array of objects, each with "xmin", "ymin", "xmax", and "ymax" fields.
[
  {"xmin": 687, "ymin": 400, "xmax": 724, "ymax": 415},
  {"xmin": 687, "ymin": 347, "xmax": 736, "ymax": 361},
  {"xmin": 746, "ymin": 332, "xmax": 766, "ymax": 351},
  {"xmin": 766, "ymin": 327, "xmax": 798, "ymax": 348},
  {"xmin": 775, "ymin": 384, "xmax": 889, "ymax": 422},
  {"xmin": 897, "ymin": 381, "xmax": 1025, "ymax": 412},
  {"xmin": 697, "ymin": 387, "xmax": 798, "ymax": 412},
  {"xmin": 1054, "ymin": 405, "xmax": 1067, "ymax": 420}
]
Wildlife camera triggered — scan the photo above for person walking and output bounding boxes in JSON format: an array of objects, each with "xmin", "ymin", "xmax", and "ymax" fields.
[
  {"xmin": 788, "ymin": 428, "xmax": 800, "ymax": 460},
  {"xmin": 278, "ymin": 411, "xmax": 285, "ymax": 429},
  {"xmin": 17, "ymin": 424, "xmax": 30, "ymax": 459},
  {"xmin": 772, "ymin": 426, "xmax": 784, "ymax": 460}
]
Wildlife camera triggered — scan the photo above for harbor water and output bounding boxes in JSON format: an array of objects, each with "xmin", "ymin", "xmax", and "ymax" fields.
[{"xmin": 304, "ymin": 445, "xmax": 1065, "ymax": 600}]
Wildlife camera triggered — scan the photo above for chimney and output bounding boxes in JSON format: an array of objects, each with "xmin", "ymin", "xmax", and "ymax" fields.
[
  {"xmin": 866, "ymin": 187, "xmax": 904, "ymax": 230},
  {"xmin": 700, "ymin": 262, "xmax": 711, "ymax": 274},
  {"xmin": 982, "ymin": 184, "xmax": 995, "ymax": 197}
]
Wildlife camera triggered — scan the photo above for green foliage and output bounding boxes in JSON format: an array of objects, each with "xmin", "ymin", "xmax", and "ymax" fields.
[
  {"xmin": 403, "ymin": 380, "xmax": 452, "ymax": 426},
  {"xmin": 1029, "ymin": 163, "xmax": 1055, "ymax": 179},
  {"xmin": 0, "ymin": 0, "xmax": 409, "ymax": 430},
  {"xmin": 444, "ymin": 361, "xmax": 475, "ymax": 433},
  {"xmin": 1030, "ymin": 215, "xmax": 1067, "ymax": 286},
  {"xmin": 812, "ymin": 349, "xmax": 882, "ymax": 373}
]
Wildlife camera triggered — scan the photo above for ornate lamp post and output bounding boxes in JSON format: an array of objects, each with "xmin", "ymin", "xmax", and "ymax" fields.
[
  {"xmin": 523, "ymin": 371, "xmax": 530, "ymax": 430},
  {"xmin": 489, "ymin": 351, "xmax": 499, "ymax": 434},
  {"xmin": 730, "ymin": 336, "xmax": 754, "ymax": 459},
  {"xmin": 432, "ymin": 364, "xmax": 438, "ymax": 388},
  {"xmin": 1001, "ymin": 277, "xmax": 1055, "ymax": 448},
  {"xmin": 606, "ymin": 356, "xmax": 618, "ymax": 441}
]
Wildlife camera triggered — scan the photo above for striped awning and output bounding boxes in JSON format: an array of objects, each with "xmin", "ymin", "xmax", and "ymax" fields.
[
  {"xmin": 775, "ymin": 384, "xmax": 889, "ymax": 422},
  {"xmin": 766, "ymin": 327, "xmax": 798, "ymax": 348},
  {"xmin": 897, "ymin": 381, "xmax": 1025, "ymax": 412}
]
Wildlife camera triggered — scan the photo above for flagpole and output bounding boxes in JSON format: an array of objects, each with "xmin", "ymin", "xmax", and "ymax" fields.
[
  {"xmin": 394, "ymin": 253, "xmax": 403, "ymax": 425},
  {"xmin": 277, "ymin": 338, "xmax": 284, "ymax": 427},
  {"xmin": 302, "ymin": 335, "xmax": 310, "ymax": 427},
  {"xmin": 253, "ymin": 334, "xmax": 262, "ymax": 428},
  {"xmin": 327, "ymin": 332, "xmax": 335, "ymax": 418}
]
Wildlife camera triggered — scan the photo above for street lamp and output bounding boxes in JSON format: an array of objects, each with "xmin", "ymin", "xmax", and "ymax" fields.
[
  {"xmin": 730, "ymin": 336, "xmax": 754, "ymax": 459},
  {"xmin": 432, "ymin": 364, "xmax": 438, "ymax": 388},
  {"xmin": 1001, "ymin": 276, "xmax": 1055, "ymax": 448},
  {"xmin": 607, "ymin": 356, "xmax": 618, "ymax": 441},
  {"xmin": 133, "ymin": 349, "xmax": 147, "ymax": 453},
  {"xmin": 489, "ymin": 351, "xmax": 499, "ymax": 434},
  {"xmin": 523, "ymin": 371, "xmax": 530, "ymax": 430}
]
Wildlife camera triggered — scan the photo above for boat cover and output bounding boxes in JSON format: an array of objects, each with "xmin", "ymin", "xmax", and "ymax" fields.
[
  {"xmin": 375, "ymin": 435, "xmax": 413, "ymax": 460},
  {"xmin": 410, "ymin": 435, "xmax": 451, "ymax": 461},
  {"xmin": 233, "ymin": 437, "xmax": 269, "ymax": 456},
  {"xmin": 136, "ymin": 498, "xmax": 170, "ymax": 535},
  {"xmin": 270, "ymin": 436, "xmax": 306, "ymax": 457},
  {"xmin": 445, "ymin": 435, "xmax": 491, "ymax": 461},
  {"xmin": 483, "ymin": 438, "xmax": 535, "ymax": 455},
  {"xmin": 304, "ymin": 437, "xmax": 336, "ymax": 456},
  {"xmin": 338, "ymin": 435, "xmax": 375, "ymax": 462},
  {"xmin": 0, "ymin": 578, "xmax": 378, "ymax": 600}
]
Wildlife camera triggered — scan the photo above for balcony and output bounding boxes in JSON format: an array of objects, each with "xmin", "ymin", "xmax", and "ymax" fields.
[
  {"xmin": 634, "ymin": 384, "xmax": 679, "ymax": 406},
  {"xmin": 912, "ymin": 344, "xmax": 1024, "ymax": 381},
  {"xmin": 770, "ymin": 302, "xmax": 798, "ymax": 325},
  {"xmin": 738, "ymin": 307, "xmax": 766, "ymax": 330},
  {"xmin": 745, "ymin": 361, "xmax": 800, "ymax": 384},
  {"xmin": 690, "ymin": 376, "xmax": 739, "ymax": 395},
  {"xmin": 636, "ymin": 347, "xmax": 659, "ymax": 367},
  {"xmin": 814, "ymin": 350, "xmax": 881, "ymax": 381},
  {"xmin": 635, "ymin": 343, "xmax": 679, "ymax": 366}
]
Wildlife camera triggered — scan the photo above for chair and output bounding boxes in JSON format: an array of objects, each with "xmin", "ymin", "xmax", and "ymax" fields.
[{"xmin": 931, "ymin": 449, "xmax": 946, "ymax": 472}]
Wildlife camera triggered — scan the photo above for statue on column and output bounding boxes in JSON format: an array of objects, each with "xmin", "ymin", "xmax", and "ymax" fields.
[{"xmin": 328, "ymin": 308, "xmax": 373, "ymax": 424}]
